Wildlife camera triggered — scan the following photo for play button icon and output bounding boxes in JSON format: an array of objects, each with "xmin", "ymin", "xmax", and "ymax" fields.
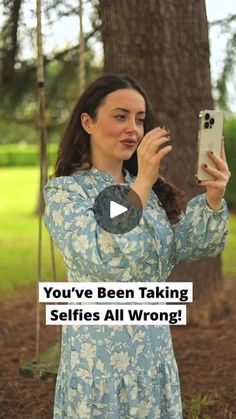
[
  {"xmin": 110, "ymin": 201, "xmax": 127, "ymax": 219},
  {"xmin": 93, "ymin": 185, "xmax": 143, "ymax": 234}
]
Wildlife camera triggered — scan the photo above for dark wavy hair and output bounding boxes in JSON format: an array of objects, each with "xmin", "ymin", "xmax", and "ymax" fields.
[{"xmin": 54, "ymin": 74, "xmax": 185, "ymax": 223}]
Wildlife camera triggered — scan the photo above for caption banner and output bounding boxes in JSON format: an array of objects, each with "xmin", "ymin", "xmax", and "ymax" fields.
[{"xmin": 39, "ymin": 282, "xmax": 192, "ymax": 325}]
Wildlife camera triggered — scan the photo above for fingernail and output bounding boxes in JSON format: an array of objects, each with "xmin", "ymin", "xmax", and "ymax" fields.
[
  {"xmin": 196, "ymin": 180, "xmax": 202, "ymax": 183},
  {"xmin": 209, "ymin": 150, "xmax": 214, "ymax": 155},
  {"xmin": 203, "ymin": 163, "xmax": 208, "ymax": 168}
]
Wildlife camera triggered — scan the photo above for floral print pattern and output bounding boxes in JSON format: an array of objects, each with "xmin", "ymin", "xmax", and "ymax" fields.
[{"xmin": 44, "ymin": 167, "xmax": 229, "ymax": 418}]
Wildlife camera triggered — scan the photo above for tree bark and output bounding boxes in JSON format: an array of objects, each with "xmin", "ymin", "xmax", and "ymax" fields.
[{"xmin": 99, "ymin": 0, "xmax": 228, "ymax": 325}]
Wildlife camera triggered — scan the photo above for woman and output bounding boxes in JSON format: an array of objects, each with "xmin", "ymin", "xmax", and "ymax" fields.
[{"xmin": 44, "ymin": 74, "xmax": 230, "ymax": 418}]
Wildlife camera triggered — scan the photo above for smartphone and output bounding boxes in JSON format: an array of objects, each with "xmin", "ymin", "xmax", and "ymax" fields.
[{"xmin": 196, "ymin": 110, "xmax": 224, "ymax": 181}]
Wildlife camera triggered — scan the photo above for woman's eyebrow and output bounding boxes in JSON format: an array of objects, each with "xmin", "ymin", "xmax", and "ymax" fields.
[{"xmin": 112, "ymin": 107, "xmax": 146, "ymax": 114}]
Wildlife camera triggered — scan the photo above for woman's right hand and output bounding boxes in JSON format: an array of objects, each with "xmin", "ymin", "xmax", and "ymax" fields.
[
  {"xmin": 130, "ymin": 127, "xmax": 172, "ymax": 208},
  {"xmin": 136, "ymin": 127, "xmax": 172, "ymax": 187}
]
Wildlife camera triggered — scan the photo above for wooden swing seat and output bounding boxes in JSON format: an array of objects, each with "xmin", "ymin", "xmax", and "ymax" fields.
[{"xmin": 19, "ymin": 342, "xmax": 60, "ymax": 381}]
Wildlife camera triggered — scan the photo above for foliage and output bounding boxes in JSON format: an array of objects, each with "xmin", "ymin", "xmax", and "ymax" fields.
[
  {"xmin": 0, "ymin": 143, "xmax": 57, "ymax": 166},
  {"xmin": 209, "ymin": 14, "xmax": 236, "ymax": 111},
  {"xmin": 183, "ymin": 393, "xmax": 216, "ymax": 419},
  {"xmin": 0, "ymin": 0, "xmax": 103, "ymax": 126},
  {"xmin": 0, "ymin": 117, "xmax": 38, "ymax": 145},
  {"xmin": 0, "ymin": 1, "xmax": 236, "ymax": 118},
  {"xmin": 0, "ymin": 0, "xmax": 24, "ymax": 96},
  {"xmin": 223, "ymin": 118, "xmax": 236, "ymax": 208},
  {"xmin": 0, "ymin": 46, "xmax": 102, "ymax": 127},
  {"xmin": 223, "ymin": 210, "xmax": 236, "ymax": 276},
  {"xmin": 215, "ymin": 32, "xmax": 236, "ymax": 111}
]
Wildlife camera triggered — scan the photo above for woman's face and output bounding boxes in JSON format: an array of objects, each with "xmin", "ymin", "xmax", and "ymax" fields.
[{"xmin": 81, "ymin": 88, "xmax": 146, "ymax": 165}]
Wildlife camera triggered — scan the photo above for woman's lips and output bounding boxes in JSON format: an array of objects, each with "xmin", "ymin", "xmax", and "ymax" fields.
[{"xmin": 120, "ymin": 140, "xmax": 137, "ymax": 147}]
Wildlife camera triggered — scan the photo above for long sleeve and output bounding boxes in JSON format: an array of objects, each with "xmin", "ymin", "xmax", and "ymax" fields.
[
  {"xmin": 43, "ymin": 177, "xmax": 162, "ymax": 281},
  {"xmin": 172, "ymin": 193, "xmax": 229, "ymax": 263}
]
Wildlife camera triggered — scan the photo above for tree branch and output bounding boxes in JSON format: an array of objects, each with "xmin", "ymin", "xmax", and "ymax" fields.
[{"xmin": 209, "ymin": 13, "xmax": 236, "ymax": 28}]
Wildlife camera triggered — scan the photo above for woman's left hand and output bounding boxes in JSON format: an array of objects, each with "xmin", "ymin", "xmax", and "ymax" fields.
[{"xmin": 198, "ymin": 137, "xmax": 231, "ymax": 210}]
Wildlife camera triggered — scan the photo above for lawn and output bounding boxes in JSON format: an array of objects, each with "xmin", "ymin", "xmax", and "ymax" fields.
[
  {"xmin": 0, "ymin": 167, "xmax": 66, "ymax": 294},
  {"xmin": 0, "ymin": 167, "xmax": 235, "ymax": 295}
]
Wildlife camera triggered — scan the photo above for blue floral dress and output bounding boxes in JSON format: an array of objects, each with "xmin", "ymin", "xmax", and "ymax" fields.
[{"xmin": 44, "ymin": 167, "xmax": 229, "ymax": 419}]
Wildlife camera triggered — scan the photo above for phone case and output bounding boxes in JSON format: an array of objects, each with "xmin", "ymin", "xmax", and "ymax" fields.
[{"xmin": 196, "ymin": 110, "xmax": 224, "ymax": 181}]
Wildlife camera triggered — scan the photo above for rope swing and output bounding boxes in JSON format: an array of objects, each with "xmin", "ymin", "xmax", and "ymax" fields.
[
  {"xmin": 19, "ymin": 0, "xmax": 86, "ymax": 381},
  {"xmin": 35, "ymin": 0, "xmax": 59, "ymax": 365},
  {"xmin": 79, "ymin": 0, "xmax": 85, "ymax": 93},
  {"xmin": 20, "ymin": 0, "xmax": 58, "ymax": 380}
]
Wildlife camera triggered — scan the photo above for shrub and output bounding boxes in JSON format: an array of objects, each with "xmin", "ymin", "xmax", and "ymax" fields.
[
  {"xmin": 0, "ymin": 143, "xmax": 57, "ymax": 167},
  {"xmin": 224, "ymin": 118, "xmax": 236, "ymax": 209}
]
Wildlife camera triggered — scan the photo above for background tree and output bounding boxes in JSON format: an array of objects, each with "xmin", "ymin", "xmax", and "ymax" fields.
[
  {"xmin": 0, "ymin": 1, "xmax": 235, "ymax": 141},
  {"xmin": 0, "ymin": 0, "xmax": 23, "ymax": 92},
  {"xmin": 209, "ymin": 13, "xmax": 236, "ymax": 111},
  {"xmin": 0, "ymin": 0, "xmax": 102, "ymax": 141},
  {"xmin": 99, "ymin": 0, "xmax": 227, "ymax": 325}
]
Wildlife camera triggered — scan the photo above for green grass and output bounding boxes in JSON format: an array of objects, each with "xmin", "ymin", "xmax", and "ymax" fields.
[
  {"xmin": 0, "ymin": 167, "xmax": 66, "ymax": 294},
  {"xmin": 222, "ymin": 210, "xmax": 236, "ymax": 276},
  {"xmin": 0, "ymin": 167, "xmax": 235, "ymax": 295},
  {"xmin": 183, "ymin": 393, "xmax": 216, "ymax": 419}
]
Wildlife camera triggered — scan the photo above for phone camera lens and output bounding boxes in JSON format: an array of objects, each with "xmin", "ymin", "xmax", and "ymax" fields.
[
  {"xmin": 204, "ymin": 122, "xmax": 209, "ymax": 129},
  {"xmin": 210, "ymin": 118, "xmax": 215, "ymax": 125},
  {"xmin": 205, "ymin": 113, "xmax": 210, "ymax": 120}
]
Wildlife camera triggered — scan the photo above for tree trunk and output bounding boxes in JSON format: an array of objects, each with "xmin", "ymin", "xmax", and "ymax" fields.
[
  {"xmin": 0, "ymin": 0, "xmax": 22, "ymax": 86},
  {"xmin": 99, "ymin": 0, "xmax": 228, "ymax": 325}
]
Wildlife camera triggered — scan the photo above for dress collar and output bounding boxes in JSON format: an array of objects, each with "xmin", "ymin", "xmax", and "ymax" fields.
[{"xmin": 89, "ymin": 166, "xmax": 132, "ymax": 184}]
